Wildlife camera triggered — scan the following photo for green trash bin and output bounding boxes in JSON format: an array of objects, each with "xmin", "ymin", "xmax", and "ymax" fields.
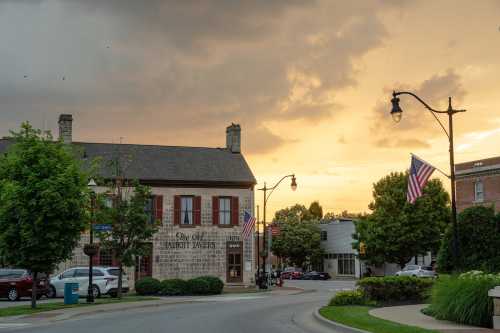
[{"xmin": 64, "ymin": 282, "xmax": 79, "ymax": 305}]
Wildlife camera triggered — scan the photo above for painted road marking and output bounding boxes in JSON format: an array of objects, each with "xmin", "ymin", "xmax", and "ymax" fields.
[
  {"xmin": 194, "ymin": 295, "xmax": 267, "ymax": 302},
  {"xmin": 0, "ymin": 323, "xmax": 31, "ymax": 328}
]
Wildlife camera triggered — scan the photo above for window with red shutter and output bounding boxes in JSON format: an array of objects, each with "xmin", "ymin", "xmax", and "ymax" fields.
[
  {"xmin": 194, "ymin": 196, "xmax": 201, "ymax": 225},
  {"xmin": 231, "ymin": 196, "xmax": 239, "ymax": 226},
  {"xmin": 174, "ymin": 195, "xmax": 181, "ymax": 225},
  {"xmin": 155, "ymin": 195, "xmax": 163, "ymax": 224},
  {"xmin": 212, "ymin": 197, "xmax": 219, "ymax": 225}
]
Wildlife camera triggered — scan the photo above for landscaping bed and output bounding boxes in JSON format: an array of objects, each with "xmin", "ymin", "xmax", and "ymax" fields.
[{"xmin": 319, "ymin": 306, "xmax": 439, "ymax": 333}]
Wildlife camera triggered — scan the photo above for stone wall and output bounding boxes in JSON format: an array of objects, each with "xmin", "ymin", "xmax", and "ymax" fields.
[{"xmin": 56, "ymin": 185, "xmax": 255, "ymax": 287}]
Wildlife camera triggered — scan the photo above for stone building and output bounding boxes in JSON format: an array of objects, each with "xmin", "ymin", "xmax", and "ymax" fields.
[
  {"xmin": 456, "ymin": 156, "xmax": 500, "ymax": 213},
  {"xmin": 0, "ymin": 115, "xmax": 257, "ymax": 286}
]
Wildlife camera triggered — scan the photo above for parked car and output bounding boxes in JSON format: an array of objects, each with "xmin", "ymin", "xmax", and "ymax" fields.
[
  {"xmin": 395, "ymin": 265, "xmax": 437, "ymax": 278},
  {"xmin": 0, "ymin": 268, "xmax": 49, "ymax": 301},
  {"xmin": 280, "ymin": 267, "xmax": 303, "ymax": 280},
  {"xmin": 48, "ymin": 267, "xmax": 129, "ymax": 298},
  {"xmin": 300, "ymin": 271, "xmax": 331, "ymax": 280}
]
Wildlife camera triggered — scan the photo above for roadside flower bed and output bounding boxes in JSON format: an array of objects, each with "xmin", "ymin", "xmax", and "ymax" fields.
[
  {"xmin": 425, "ymin": 271, "xmax": 499, "ymax": 328},
  {"xmin": 135, "ymin": 276, "xmax": 224, "ymax": 296}
]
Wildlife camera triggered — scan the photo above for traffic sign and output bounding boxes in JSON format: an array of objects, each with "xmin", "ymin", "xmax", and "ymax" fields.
[{"xmin": 93, "ymin": 224, "xmax": 112, "ymax": 232}]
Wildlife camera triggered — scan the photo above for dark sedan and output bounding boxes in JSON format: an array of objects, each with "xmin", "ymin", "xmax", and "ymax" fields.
[
  {"xmin": 0, "ymin": 269, "xmax": 49, "ymax": 301},
  {"xmin": 300, "ymin": 271, "xmax": 331, "ymax": 280}
]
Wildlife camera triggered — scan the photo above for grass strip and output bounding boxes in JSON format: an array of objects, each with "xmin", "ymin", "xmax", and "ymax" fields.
[
  {"xmin": 319, "ymin": 306, "xmax": 439, "ymax": 333},
  {"xmin": 0, "ymin": 295, "xmax": 157, "ymax": 317}
]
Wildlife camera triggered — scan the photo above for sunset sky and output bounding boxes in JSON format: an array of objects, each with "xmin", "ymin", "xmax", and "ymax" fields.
[{"xmin": 1, "ymin": 1, "xmax": 500, "ymax": 217}]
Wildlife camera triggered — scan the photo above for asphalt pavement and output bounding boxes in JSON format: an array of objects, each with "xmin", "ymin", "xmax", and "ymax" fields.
[{"xmin": 0, "ymin": 279, "xmax": 356, "ymax": 333}]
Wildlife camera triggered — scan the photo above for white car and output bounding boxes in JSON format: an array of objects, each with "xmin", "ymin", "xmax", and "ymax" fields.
[
  {"xmin": 395, "ymin": 265, "xmax": 437, "ymax": 278},
  {"xmin": 48, "ymin": 267, "xmax": 129, "ymax": 298}
]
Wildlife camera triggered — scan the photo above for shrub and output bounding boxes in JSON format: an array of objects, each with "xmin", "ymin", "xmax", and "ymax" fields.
[
  {"xmin": 198, "ymin": 276, "xmax": 224, "ymax": 295},
  {"xmin": 135, "ymin": 277, "xmax": 161, "ymax": 296},
  {"xmin": 437, "ymin": 206, "xmax": 500, "ymax": 273},
  {"xmin": 357, "ymin": 276, "xmax": 433, "ymax": 304},
  {"xmin": 186, "ymin": 276, "xmax": 224, "ymax": 295},
  {"xmin": 329, "ymin": 289, "xmax": 369, "ymax": 306},
  {"xmin": 159, "ymin": 279, "xmax": 189, "ymax": 296},
  {"xmin": 187, "ymin": 277, "xmax": 211, "ymax": 295},
  {"xmin": 428, "ymin": 272, "xmax": 499, "ymax": 327}
]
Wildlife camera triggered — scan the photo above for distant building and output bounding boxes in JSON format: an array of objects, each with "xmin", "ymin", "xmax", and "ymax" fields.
[
  {"xmin": 319, "ymin": 218, "xmax": 362, "ymax": 279},
  {"xmin": 456, "ymin": 156, "xmax": 500, "ymax": 213}
]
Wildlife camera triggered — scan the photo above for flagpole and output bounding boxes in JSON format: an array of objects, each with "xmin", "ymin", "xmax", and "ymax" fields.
[{"xmin": 410, "ymin": 153, "xmax": 450, "ymax": 179}]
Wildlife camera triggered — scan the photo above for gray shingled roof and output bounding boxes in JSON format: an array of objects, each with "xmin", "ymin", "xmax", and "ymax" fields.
[{"xmin": 0, "ymin": 140, "xmax": 256, "ymax": 185}]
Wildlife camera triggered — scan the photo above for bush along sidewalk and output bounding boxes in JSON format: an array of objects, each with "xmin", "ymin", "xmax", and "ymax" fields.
[
  {"xmin": 319, "ymin": 276, "xmax": 437, "ymax": 333},
  {"xmin": 135, "ymin": 276, "xmax": 224, "ymax": 296},
  {"xmin": 426, "ymin": 271, "xmax": 499, "ymax": 328}
]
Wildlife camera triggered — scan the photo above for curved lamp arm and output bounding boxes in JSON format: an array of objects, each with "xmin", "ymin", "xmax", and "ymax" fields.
[
  {"xmin": 258, "ymin": 174, "xmax": 295, "ymax": 205},
  {"xmin": 392, "ymin": 91, "xmax": 465, "ymax": 139}
]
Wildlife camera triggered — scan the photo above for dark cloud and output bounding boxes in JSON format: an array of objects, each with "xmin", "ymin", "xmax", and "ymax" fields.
[
  {"xmin": 0, "ymin": 0, "xmax": 398, "ymax": 154},
  {"xmin": 370, "ymin": 69, "xmax": 467, "ymax": 148}
]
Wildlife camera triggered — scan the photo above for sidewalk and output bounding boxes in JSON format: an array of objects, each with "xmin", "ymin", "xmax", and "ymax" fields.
[{"xmin": 369, "ymin": 304, "xmax": 494, "ymax": 332}]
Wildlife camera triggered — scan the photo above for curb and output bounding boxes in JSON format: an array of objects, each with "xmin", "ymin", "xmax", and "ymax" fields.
[{"xmin": 313, "ymin": 308, "xmax": 371, "ymax": 333}]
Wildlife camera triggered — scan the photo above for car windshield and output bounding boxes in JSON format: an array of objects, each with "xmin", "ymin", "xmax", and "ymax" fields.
[
  {"xmin": 422, "ymin": 266, "xmax": 433, "ymax": 271},
  {"xmin": 0, "ymin": 269, "xmax": 26, "ymax": 279},
  {"xmin": 107, "ymin": 269, "xmax": 126, "ymax": 277}
]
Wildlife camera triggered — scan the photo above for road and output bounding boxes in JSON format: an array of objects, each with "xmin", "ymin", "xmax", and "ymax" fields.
[{"xmin": 1, "ymin": 280, "xmax": 356, "ymax": 333}]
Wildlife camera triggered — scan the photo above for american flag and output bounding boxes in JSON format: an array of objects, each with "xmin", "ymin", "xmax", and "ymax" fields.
[
  {"xmin": 242, "ymin": 211, "xmax": 256, "ymax": 239},
  {"xmin": 407, "ymin": 154, "xmax": 436, "ymax": 204}
]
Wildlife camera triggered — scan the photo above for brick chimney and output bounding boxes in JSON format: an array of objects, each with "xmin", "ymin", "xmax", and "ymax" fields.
[
  {"xmin": 226, "ymin": 123, "xmax": 241, "ymax": 153},
  {"xmin": 58, "ymin": 114, "xmax": 73, "ymax": 144}
]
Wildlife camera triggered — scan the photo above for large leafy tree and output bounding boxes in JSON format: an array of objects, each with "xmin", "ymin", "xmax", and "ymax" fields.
[
  {"xmin": 271, "ymin": 220, "xmax": 323, "ymax": 269},
  {"xmin": 437, "ymin": 206, "xmax": 500, "ymax": 273},
  {"xmin": 273, "ymin": 204, "xmax": 313, "ymax": 225},
  {"xmin": 0, "ymin": 123, "xmax": 87, "ymax": 308},
  {"xmin": 97, "ymin": 180, "xmax": 158, "ymax": 298},
  {"xmin": 353, "ymin": 172, "xmax": 450, "ymax": 268},
  {"xmin": 308, "ymin": 201, "xmax": 323, "ymax": 219}
]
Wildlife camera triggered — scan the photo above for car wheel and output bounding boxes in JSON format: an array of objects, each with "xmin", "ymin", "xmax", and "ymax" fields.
[
  {"xmin": 47, "ymin": 285, "xmax": 56, "ymax": 299},
  {"xmin": 7, "ymin": 288, "xmax": 19, "ymax": 302},
  {"xmin": 92, "ymin": 285, "xmax": 101, "ymax": 299}
]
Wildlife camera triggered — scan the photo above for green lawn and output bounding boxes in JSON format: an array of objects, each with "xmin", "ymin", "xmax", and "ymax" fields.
[
  {"xmin": 319, "ymin": 306, "xmax": 439, "ymax": 333},
  {"xmin": 0, "ymin": 295, "xmax": 157, "ymax": 317}
]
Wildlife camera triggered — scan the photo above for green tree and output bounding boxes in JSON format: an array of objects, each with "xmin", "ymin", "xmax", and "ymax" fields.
[
  {"xmin": 0, "ymin": 123, "xmax": 87, "ymax": 308},
  {"xmin": 353, "ymin": 172, "xmax": 450, "ymax": 268},
  {"xmin": 97, "ymin": 180, "xmax": 159, "ymax": 298},
  {"xmin": 273, "ymin": 204, "xmax": 313, "ymax": 224},
  {"xmin": 308, "ymin": 201, "xmax": 323, "ymax": 219},
  {"xmin": 437, "ymin": 206, "xmax": 500, "ymax": 273},
  {"xmin": 271, "ymin": 221, "xmax": 323, "ymax": 269}
]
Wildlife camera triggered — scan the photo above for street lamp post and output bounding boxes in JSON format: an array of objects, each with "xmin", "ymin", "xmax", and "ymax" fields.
[
  {"xmin": 258, "ymin": 174, "xmax": 297, "ymax": 289},
  {"xmin": 390, "ymin": 91, "xmax": 466, "ymax": 265},
  {"xmin": 86, "ymin": 179, "xmax": 97, "ymax": 303}
]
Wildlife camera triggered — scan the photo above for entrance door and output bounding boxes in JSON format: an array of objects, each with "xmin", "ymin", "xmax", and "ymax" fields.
[
  {"xmin": 226, "ymin": 241, "xmax": 243, "ymax": 283},
  {"xmin": 135, "ymin": 244, "xmax": 153, "ymax": 281}
]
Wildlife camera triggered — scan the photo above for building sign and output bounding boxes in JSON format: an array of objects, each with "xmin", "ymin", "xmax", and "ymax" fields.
[{"xmin": 165, "ymin": 232, "xmax": 216, "ymax": 249}]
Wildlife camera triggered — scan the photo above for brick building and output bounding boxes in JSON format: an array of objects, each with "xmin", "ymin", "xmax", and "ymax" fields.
[
  {"xmin": 0, "ymin": 115, "xmax": 257, "ymax": 286},
  {"xmin": 456, "ymin": 156, "xmax": 500, "ymax": 213}
]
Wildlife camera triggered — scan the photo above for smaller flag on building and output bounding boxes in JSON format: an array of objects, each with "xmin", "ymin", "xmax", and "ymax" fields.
[
  {"xmin": 270, "ymin": 224, "xmax": 281, "ymax": 236},
  {"xmin": 242, "ymin": 211, "xmax": 256, "ymax": 240},
  {"xmin": 407, "ymin": 154, "xmax": 436, "ymax": 204}
]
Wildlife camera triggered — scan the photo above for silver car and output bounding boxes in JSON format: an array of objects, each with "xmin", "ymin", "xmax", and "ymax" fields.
[{"xmin": 395, "ymin": 265, "xmax": 437, "ymax": 278}]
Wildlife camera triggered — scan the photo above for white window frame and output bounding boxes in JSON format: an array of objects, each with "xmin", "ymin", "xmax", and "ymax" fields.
[
  {"xmin": 181, "ymin": 196, "xmax": 193, "ymax": 225},
  {"xmin": 474, "ymin": 181, "xmax": 484, "ymax": 202},
  {"xmin": 219, "ymin": 197, "xmax": 231, "ymax": 225}
]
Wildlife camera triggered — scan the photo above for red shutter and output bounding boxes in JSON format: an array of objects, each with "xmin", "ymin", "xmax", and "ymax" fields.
[
  {"xmin": 155, "ymin": 195, "xmax": 163, "ymax": 224},
  {"xmin": 194, "ymin": 196, "xmax": 201, "ymax": 225},
  {"xmin": 92, "ymin": 245, "xmax": 100, "ymax": 265},
  {"xmin": 231, "ymin": 196, "xmax": 239, "ymax": 226},
  {"xmin": 212, "ymin": 197, "xmax": 219, "ymax": 226},
  {"xmin": 174, "ymin": 195, "xmax": 181, "ymax": 225}
]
